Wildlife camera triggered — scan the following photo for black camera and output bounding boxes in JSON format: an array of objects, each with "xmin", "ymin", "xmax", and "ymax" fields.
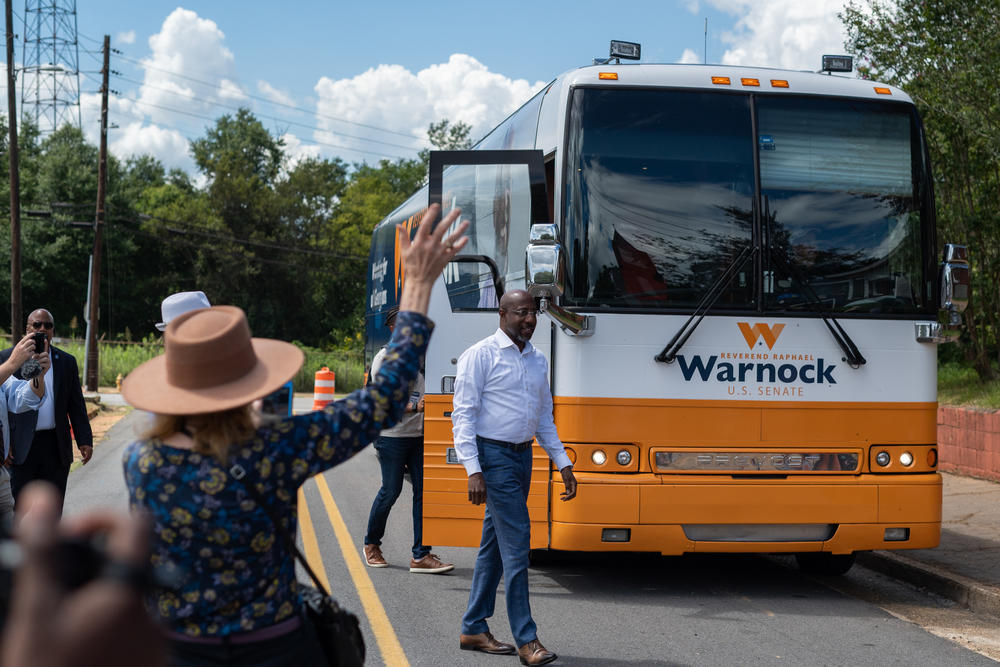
[
  {"xmin": 0, "ymin": 529, "xmax": 108, "ymax": 630},
  {"xmin": 31, "ymin": 331, "xmax": 46, "ymax": 354}
]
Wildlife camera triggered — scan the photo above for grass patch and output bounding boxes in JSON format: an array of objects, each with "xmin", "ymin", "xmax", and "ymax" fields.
[
  {"xmin": 292, "ymin": 346, "xmax": 364, "ymax": 394},
  {"xmin": 938, "ymin": 362, "xmax": 1000, "ymax": 409}
]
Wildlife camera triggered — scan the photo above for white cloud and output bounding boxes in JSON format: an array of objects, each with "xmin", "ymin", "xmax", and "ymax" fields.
[
  {"xmin": 705, "ymin": 0, "xmax": 851, "ymax": 71},
  {"xmin": 313, "ymin": 53, "xmax": 546, "ymax": 162},
  {"xmin": 281, "ymin": 133, "xmax": 322, "ymax": 168},
  {"xmin": 217, "ymin": 78, "xmax": 247, "ymax": 101},
  {"xmin": 111, "ymin": 122, "xmax": 193, "ymax": 172},
  {"xmin": 138, "ymin": 8, "xmax": 238, "ymax": 125},
  {"xmin": 679, "ymin": 48, "xmax": 702, "ymax": 64},
  {"xmin": 78, "ymin": 91, "xmax": 194, "ymax": 172},
  {"xmin": 116, "ymin": 30, "xmax": 137, "ymax": 45},
  {"xmin": 257, "ymin": 81, "xmax": 294, "ymax": 107}
]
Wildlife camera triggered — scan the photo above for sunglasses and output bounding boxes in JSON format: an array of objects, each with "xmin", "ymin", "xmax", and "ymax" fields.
[{"xmin": 30, "ymin": 321, "xmax": 54, "ymax": 330}]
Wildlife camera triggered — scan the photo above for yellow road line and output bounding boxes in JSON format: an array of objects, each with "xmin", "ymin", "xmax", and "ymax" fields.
[
  {"xmin": 314, "ymin": 474, "xmax": 410, "ymax": 667},
  {"xmin": 297, "ymin": 488, "xmax": 331, "ymax": 591}
]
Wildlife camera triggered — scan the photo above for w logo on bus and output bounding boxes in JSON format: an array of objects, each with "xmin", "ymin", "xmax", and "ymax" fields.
[{"xmin": 737, "ymin": 322, "xmax": 785, "ymax": 350}]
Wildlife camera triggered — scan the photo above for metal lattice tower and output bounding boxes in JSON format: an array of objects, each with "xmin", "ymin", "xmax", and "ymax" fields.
[{"xmin": 20, "ymin": 0, "xmax": 82, "ymax": 134}]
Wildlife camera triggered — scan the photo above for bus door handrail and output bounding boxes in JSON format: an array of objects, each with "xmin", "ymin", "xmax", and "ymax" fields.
[
  {"xmin": 768, "ymin": 250, "xmax": 866, "ymax": 368},
  {"xmin": 655, "ymin": 245, "xmax": 759, "ymax": 364}
]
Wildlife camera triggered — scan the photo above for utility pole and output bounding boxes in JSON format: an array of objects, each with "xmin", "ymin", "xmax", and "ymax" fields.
[
  {"xmin": 6, "ymin": 0, "xmax": 23, "ymax": 339},
  {"xmin": 84, "ymin": 34, "xmax": 108, "ymax": 391}
]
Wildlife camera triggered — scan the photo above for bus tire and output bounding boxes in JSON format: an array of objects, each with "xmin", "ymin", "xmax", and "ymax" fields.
[{"xmin": 795, "ymin": 552, "xmax": 856, "ymax": 575}]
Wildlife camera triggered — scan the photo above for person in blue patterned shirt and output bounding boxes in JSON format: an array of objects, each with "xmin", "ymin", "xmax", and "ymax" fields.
[{"xmin": 121, "ymin": 204, "xmax": 468, "ymax": 666}]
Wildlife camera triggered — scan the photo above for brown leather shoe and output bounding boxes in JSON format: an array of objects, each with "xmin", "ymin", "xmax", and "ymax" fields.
[
  {"xmin": 459, "ymin": 631, "xmax": 516, "ymax": 655},
  {"xmin": 409, "ymin": 552, "xmax": 454, "ymax": 574},
  {"xmin": 518, "ymin": 639, "xmax": 557, "ymax": 666},
  {"xmin": 363, "ymin": 544, "xmax": 387, "ymax": 568}
]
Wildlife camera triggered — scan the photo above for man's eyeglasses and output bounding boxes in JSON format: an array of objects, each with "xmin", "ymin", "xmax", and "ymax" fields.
[
  {"xmin": 30, "ymin": 321, "xmax": 54, "ymax": 330},
  {"xmin": 510, "ymin": 308, "xmax": 538, "ymax": 317}
]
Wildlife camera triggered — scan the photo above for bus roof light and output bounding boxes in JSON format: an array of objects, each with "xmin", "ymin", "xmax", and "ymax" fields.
[
  {"xmin": 770, "ymin": 79, "xmax": 790, "ymax": 88},
  {"xmin": 609, "ymin": 40, "xmax": 641, "ymax": 61},
  {"xmin": 598, "ymin": 72, "xmax": 619, "ymax": 80},
  {"xmin": 741, "ymin": 78, "xmax": 760, "ymax": 87},
  {"xmin": 711, "ymin": 76, "xmax": 731, "ymax": 85},
  {"xmin": 821, "ymin": 55, "xmax": 853, "ymax": 73},
  {"xmin": 874, "ymin": 86, "xmax": 892, "ymax": 95}
]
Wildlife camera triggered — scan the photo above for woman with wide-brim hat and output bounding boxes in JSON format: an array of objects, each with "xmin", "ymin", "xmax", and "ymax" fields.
[{"xmin": 122, "ymin": 204, "xmax": 468, "ymax": 666}]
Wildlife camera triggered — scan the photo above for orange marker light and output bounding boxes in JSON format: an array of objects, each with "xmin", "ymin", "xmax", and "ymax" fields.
[
  {"xmin": 770, "ymin": 79, "xmax": 790, "ymax": 88},
  {"xmin": 599, "ymin": 72, "xmax": 619, "ymax": 80},
  {"xmin": 741, "ymin": 78, "xmax": 760, "ymax": 86},
  {"xmin": 874, "ymin": 86, "xmax": 892, "ymax": 95},
  {"xmin": 711, "ymin": 76, "xmax": 731, "ymax": 85}
]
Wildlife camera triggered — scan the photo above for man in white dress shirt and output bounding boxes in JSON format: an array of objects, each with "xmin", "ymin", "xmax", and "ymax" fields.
[
  {"xmin": 0, "ymin": 334, "xmax": 49, "ymax": 527},
  {"xmin": 452, "ymin": 289, "xmax": 576, "ymax": 666}
]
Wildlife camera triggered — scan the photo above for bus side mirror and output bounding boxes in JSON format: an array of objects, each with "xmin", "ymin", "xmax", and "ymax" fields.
[
  {"xmin": 526, "ymin": 223, "xmax": 565, "ymax": 298},
  {"xmin": 525, "ymin": 223, "xmax": 595, "ymax": 336},
  {"xmin": 940, "ymin": 243, "xmax": 969, "ymax": 327}
]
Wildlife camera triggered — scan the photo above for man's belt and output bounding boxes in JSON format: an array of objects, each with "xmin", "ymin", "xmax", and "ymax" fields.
[{"xmin": 477, "ymin": 435, "xmax": 533, "ymax": 452}]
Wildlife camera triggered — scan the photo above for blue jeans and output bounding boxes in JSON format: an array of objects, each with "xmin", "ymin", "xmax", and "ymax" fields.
[
  {"xmin": 461, "ymin": 437, "xmax": 536, "ymax": 647},
  {"xmin": 364, "ymin": 435, "xmax": 430, "ymax": 560}
]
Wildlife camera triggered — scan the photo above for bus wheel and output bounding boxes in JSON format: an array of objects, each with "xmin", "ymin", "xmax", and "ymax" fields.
[{"xmin": 795, "ymin": 552, "xmax": 856, "ymax": 575}]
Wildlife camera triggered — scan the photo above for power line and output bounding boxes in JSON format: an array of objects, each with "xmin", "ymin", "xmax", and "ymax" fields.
[
  {"xmin": 16, "ymin": 203, "xmax": 368, "ymax": 262},
  {"xmin": 125, "ymin": 212, "xmax": 368, "ymax": 261},
  {"xmin": 112, "ymin": 91, "xmax": 412, "ymax": 160},
  {"xmin": 114, "ymin": 73, "xmax": 422, "ymax": 153},
  {"xmin": 18, "ymin": 211, "xmax": 364, "ymax": 274},
  {"xmin": 115, "ymin": 222, "xmax": 362, "ymax": 274},
  {"xmin": 109, "ymin": 51, "xmax": 427, "ymax": 142}
]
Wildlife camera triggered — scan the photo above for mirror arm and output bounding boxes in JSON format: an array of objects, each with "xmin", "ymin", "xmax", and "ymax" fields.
[{"xmin": 539, "ymin": 297, "xmax": 595, "ymax": 337}]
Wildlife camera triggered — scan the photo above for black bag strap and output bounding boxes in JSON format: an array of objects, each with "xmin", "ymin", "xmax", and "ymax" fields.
[{"xmin": 227, "ymin": 462, "xmax": 330, "ymax": 597}]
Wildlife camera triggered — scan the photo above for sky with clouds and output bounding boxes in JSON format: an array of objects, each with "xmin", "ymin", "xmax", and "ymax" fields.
[{"xmin": 3, "ymin": 0, "xmax": 855, "ymax": 176}]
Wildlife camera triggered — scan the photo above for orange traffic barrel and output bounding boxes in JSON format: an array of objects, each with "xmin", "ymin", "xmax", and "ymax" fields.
[{"xmin": 312, "ymin": 366, "xmax": 336, "ymax": 410}]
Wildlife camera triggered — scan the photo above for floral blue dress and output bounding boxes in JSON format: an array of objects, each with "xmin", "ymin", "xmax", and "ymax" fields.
[{"xmin": 123, "ymin": 312, "xmax": 431, "ymax": 637}]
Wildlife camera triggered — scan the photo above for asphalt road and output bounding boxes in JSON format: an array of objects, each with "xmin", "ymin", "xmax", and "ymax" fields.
[{"xmin": 65, "ymin": 410, "xmax": 997, "ymax": 666}]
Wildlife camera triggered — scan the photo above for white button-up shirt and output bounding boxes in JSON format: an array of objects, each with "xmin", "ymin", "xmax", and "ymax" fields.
[
  {"xmin": 451, "ymin": 329, "xmax": 572, "ymax": 476},
  {"xmin": 34, "ymin": 362, "xmax": 55, "ymax": 430},
  {"xmin": 1, "ymin": 375, "xmax": 42, "ymax": 461}
]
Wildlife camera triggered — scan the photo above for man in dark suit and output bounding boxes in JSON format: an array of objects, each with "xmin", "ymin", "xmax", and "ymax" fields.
[{"xmin": 1, "ymin": 308, "xmax": 93, "ymax": 511}]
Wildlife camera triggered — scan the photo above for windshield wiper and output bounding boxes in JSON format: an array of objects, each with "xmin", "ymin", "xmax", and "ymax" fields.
[
  {"xmin": 655, "ymin": 245, "xmax": 758, "ymax": 364},
  {"xmin": 769, "ymin": 251, "xmax": 866, "ymax": 368}
]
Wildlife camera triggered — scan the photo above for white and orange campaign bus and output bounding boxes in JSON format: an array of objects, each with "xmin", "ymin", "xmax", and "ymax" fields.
[{"xmin": 365, "ymin": 48, "xmax": 969, "ymax": 574}]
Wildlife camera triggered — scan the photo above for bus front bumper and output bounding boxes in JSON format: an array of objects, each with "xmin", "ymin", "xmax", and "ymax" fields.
[{"xmin": 549, "ymin": 472, "xmax": 941, "ymax": 555}]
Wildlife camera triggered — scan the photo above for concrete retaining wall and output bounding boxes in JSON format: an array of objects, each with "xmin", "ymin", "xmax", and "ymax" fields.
[{"xmin": 938, "ymin": 406, "xmax": 1000, "ymax": 482}]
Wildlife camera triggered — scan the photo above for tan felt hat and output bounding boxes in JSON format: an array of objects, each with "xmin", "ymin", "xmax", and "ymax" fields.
[{"xmin": 123, "ymin": 306, "xmax": 304, "ymax": 415}]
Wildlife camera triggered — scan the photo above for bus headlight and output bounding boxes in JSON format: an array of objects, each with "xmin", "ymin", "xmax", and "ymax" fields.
[
  {"xmin": 899, "ymin": 451, "xmax": 914, "ymax": 466},
  {"xmin": 616, "ymin": 450, "xmax": 632, "ymax": 466},
  {"xmin": 875, "ymin": 451, "xmax": 891, "ymax": 467},
  {"xmin": 592, "ymin": 450, "xmax": 607, "ymax": 465}
]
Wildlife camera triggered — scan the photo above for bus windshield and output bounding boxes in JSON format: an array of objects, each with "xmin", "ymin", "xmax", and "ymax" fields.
[{"xmin": 563, "ymin": 87, "xmax": 931, "ymax": 315}]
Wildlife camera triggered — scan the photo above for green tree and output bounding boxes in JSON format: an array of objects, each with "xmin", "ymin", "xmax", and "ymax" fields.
[
  {"xmin": 842, "ymin": 0, "xmax": 1000, "ymax": 377},
  {"xmin": 418, "ymin": 119, "xmax": 473, "ymax": 163}
]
